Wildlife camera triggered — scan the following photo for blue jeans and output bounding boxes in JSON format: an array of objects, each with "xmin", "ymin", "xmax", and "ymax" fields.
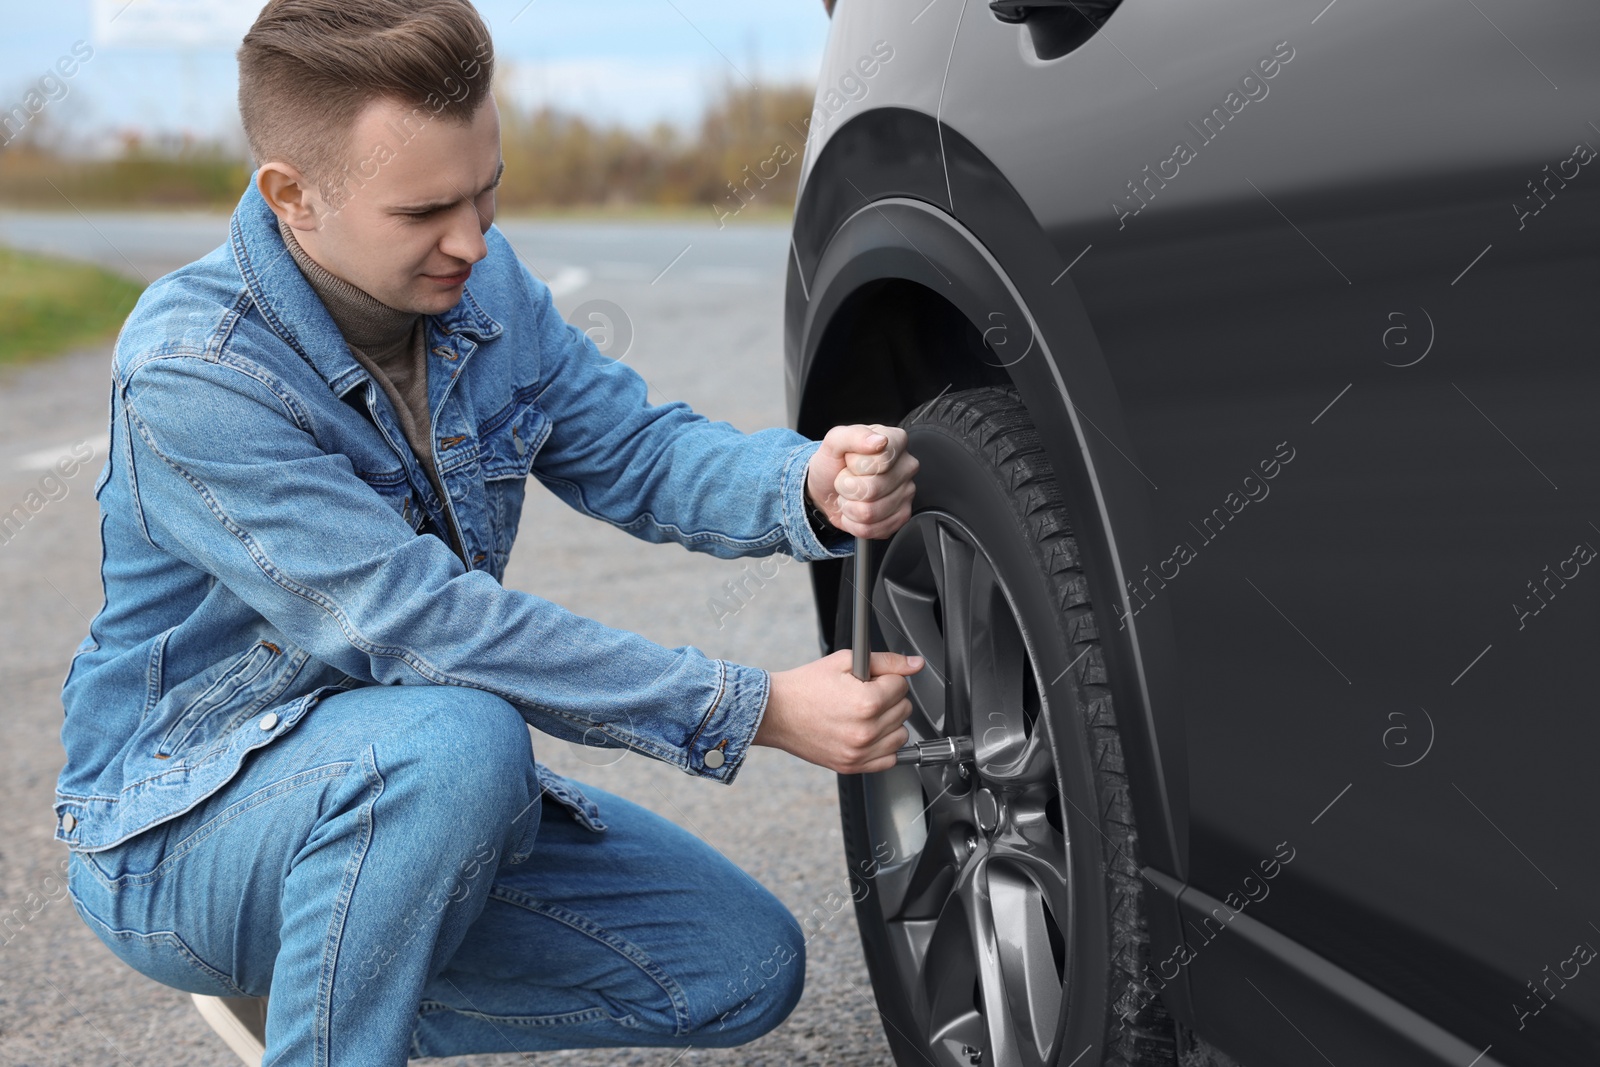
[{"xmin": 65, "ymin": 684, "xmax": 806, "ymax": 1064}]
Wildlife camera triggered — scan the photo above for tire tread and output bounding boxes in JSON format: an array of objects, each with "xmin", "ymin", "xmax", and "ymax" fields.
[{"xmin": 897, "ymin": 385, "xmax": 1176, "ymax": 1067}]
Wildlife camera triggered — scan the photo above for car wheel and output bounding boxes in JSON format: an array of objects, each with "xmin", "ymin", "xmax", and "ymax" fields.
[{"xmin": 835, "ymin": 386, "xmax": 1175, "ymax": 1067}]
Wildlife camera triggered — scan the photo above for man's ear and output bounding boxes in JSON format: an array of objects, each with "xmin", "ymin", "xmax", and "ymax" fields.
[{"xmin": 257, "ymin": 162, "xmax": 321, "ymax": 231}]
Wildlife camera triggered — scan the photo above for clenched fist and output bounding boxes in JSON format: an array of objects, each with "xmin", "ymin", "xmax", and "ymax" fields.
[
  {"xmin": 756, "ymin": 650, "xmax": 925, "ymax": 774},
  {"xmin": 805, "ymin": 423, "xmax": 919, "ymax": 540}
]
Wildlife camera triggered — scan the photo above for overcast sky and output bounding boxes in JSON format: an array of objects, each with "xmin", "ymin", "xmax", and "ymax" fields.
[{"xmin": 1, "ymin": 0, "xmax": 831, "ymax": 149}]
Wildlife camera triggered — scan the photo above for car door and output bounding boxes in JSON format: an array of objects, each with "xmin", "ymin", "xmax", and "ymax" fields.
[{"xmin": 938, "ymin": 0, "xmax": 1600, "ymax": 1058}]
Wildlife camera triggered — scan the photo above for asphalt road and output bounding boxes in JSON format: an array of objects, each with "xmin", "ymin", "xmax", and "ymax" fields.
[{"xmin": 0, "ymin": 211, "xmax": 895, "ymax": 1066}]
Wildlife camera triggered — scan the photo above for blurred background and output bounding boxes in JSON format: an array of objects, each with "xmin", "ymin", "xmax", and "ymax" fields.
[
  {"xmin": 0, "ymin": 2, "xmax": 906, "ymax": 1064},
  {"xmin": 2, "ymin": 0, "xmax": 823, "ymax": 209},
  {"xmin": 0, "ymin": 0, "xmax": 827, "ymax": 366}
]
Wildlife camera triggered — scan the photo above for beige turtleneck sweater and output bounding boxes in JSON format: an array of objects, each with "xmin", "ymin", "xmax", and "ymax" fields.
[{"xmin": 278, "ymin": 218, "xmax": 463, "ymax": 561}]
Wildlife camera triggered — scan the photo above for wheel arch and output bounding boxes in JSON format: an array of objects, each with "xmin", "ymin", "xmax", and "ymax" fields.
[{"xmin": 787, "ymin": 112, "xmax": 1194, "ymax": 1000}]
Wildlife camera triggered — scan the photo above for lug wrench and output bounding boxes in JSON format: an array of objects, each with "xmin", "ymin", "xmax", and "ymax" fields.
[{"xmin": 852, "ymin": 535, "xmax": 974, "ymax": 767}]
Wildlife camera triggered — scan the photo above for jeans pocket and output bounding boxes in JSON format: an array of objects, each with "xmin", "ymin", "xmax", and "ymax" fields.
[
  {"xmin": 69, "ymin": 820, "xmax": 174, "ymax": 890},
  {"xmin": 68, "ymin": 878, "xmax": 248, "ymax": 997}
]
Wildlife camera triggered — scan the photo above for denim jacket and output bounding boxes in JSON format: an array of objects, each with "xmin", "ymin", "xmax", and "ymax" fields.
[{"xmin": 54, "ymin": 176, "xmax": 854, "ymax": 853}]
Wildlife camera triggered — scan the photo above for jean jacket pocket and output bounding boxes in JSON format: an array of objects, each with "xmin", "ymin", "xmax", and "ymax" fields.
[
  {"xmin": 153, "ymin": 640, "xmax": 288, "ymax": 759},
  {"xmin": 358, "ymin": 468, "xmax": 424, "ymax": 532},
  {"xmin": 478, "ymin": 392, "xmax": 550, "ymax": 482},
  {"xmin": 476, "ymin": 394, "xmax": 549, "ymax": 574}
]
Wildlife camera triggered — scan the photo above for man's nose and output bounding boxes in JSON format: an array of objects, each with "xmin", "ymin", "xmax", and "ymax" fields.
[{"xmin": 441, "ymin": 206, "xmax": 489, "ymax": 266}]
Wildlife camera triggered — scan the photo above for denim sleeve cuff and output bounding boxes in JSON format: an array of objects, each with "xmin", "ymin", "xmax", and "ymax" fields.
[
  {"xmin": 685, "ymin": 660, "xmax": 770, "ymax": 784},
  {"xmin": 781, "ymin": 439, "xmax": 856, "ymax": 562}
]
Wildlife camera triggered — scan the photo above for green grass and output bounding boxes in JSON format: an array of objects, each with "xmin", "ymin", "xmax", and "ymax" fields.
[{"xmin": 0, "ymin": 245, "xmax": 145, "ymax": 366}]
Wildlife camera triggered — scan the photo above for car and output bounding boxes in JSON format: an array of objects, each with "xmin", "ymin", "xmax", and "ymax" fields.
[{"xmin": 783, "ymin": 1, "xmax": 1600, "ymax": 1065}]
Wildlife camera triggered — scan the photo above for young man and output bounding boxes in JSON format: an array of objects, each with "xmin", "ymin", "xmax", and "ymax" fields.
[{"xmin": 54, "ymin": 1, "xmax": 923, "ymax": 1063}]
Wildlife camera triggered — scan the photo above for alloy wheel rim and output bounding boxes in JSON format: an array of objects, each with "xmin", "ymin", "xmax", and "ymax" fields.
[{"xmin": 861, "ymin": 510, "xmax": 1075, "ymax": 1067}]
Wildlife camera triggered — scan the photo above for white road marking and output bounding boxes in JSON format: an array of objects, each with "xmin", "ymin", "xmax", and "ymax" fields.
[
  {"xmin": 546, "ymin": 266, "xmax": 591, "ymax": 297},
  {"xmin": 14, "ymin": 434, "xmax": 108, "ymax": 473}
]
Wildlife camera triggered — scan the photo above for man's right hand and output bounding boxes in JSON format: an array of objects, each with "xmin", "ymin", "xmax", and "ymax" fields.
[{"xmin": 755, "ymin": 649, "xmax": 924, "ymax": 775}]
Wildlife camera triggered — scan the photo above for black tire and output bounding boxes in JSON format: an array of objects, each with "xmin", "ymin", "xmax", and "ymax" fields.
[{"xmin": 834, "ymin": 386, "xmax": 1175, "ymax": 1067}]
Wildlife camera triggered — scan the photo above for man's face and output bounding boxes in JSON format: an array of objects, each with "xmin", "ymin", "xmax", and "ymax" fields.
[{"xmin": 292, "ymin": 93, "xmax": 503, "ymax": 315}]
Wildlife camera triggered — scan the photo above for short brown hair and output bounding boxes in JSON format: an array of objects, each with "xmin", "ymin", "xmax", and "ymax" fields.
[{"xmin": 238, "ymin": 0, "xmax": 494, "ymax": 196}]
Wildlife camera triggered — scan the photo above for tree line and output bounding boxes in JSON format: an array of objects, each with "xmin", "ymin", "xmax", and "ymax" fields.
[{"xmin": 0, "ymin": 77, "xmax": 816, "ymax": 217}]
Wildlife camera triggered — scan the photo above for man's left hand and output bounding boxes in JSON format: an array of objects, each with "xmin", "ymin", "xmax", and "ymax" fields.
[{"xmin": 806, "ymin": 423, "xmax": 919, "ymax": 540}]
